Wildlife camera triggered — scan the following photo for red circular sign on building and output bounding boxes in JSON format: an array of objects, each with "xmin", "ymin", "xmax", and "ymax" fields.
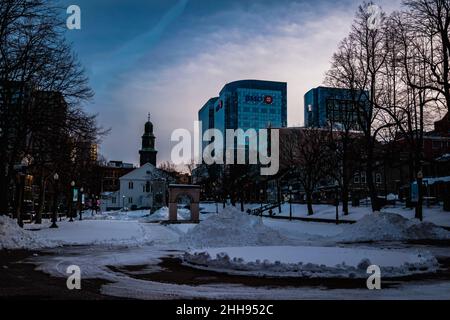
[{"xmin": 264, "ymin": 95, "xmax": 274, "ymax": 104}]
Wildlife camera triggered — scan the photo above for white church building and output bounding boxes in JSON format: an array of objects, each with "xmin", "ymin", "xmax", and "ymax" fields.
[
  {"xmin": 121, "ymin": 163, "xmax": 174, "ymax": 210},
  {"xmin": 100, "ymin": 115, "xmax": 176, "ymax": 211}
]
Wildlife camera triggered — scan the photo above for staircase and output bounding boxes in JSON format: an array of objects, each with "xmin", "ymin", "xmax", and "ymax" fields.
[{"xmin": 248, "ymin": 202, "xmax": 283, "ymax": 216}]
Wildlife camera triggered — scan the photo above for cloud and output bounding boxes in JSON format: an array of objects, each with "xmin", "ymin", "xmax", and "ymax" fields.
[{"xmin": 96, "ymin": 0, "xmax": 402, "ymax": 166}]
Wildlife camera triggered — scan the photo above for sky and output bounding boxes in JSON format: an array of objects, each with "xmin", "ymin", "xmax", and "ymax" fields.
[{"xmin": 60, "ymin": 0, "xmax": 402, "ymax": 166}]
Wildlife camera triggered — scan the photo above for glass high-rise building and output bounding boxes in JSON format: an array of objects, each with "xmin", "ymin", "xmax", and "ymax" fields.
[
  {"xmin": 198, "ymin": 97, "xmax": 219, "ymax": 151},
  {"xmin": 304, "ymin": 86, "xmax": 369, "ymax": 130},
  {"xmin": 200, "ymin": 80, "xmax": 287, "ymax": 135}
]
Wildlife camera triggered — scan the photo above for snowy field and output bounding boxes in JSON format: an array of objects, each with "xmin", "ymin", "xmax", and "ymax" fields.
[
  {"xmin": 1, "ymin": 204, "xmax": 449, "ymax": 250},
  {"xmin": 268, "ymin": 203, "xmax": 450, "ymax": 227},
  {"xmin": 2, "ymin": 204, "xmax": 450, "ymax": 299}
]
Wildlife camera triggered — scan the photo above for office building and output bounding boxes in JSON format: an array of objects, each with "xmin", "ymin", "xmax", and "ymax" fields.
[
  {"xmin": 304, "ymin": 86, "xmax": 369, "ymax": 130},
  {"xmin": 200, "ymin": 80, "xmax": 287, "ymax": 133}
]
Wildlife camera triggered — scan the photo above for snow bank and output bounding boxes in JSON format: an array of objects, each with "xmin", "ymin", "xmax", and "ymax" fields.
[
  {"xmin": 0, "ymin": 216, "xmax": 55, "ymax": 250},
  {"xmin": 184, "ymin": 246, "xmax": 439, "ymax": 278},
  {"xmin": 139, "ymin": 207, "xmax": 170, "ymax": 222},
  {"xmin": 85, "ymin": 210, "xmax": 152, "ymax": 221},
  {"xmin": 181, "ymin": 206, "xmax": 289, "ymax": 248},
  {"xmin": 334, "ymin": 212, "xmax": 450, "ymax": 242},
  {"xmin": 138, "ymin": 207, "xmax": 191, "ymax": 222},
  {"xmin": 87, "ymin": 207, "xmax": 193, "ymax": 223}
]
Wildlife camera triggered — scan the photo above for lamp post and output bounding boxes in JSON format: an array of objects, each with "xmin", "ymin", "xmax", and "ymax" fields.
[
  {"xmin": 213, "ymin": 183, "xmax": 218, "ymax": 214},
  {"xmin": 78, "ymin": 187, "xmax": 84, "ymax": 221},
  {"xmin": 289, "ymin": 186, "xmax": 293, "ymax": 221},
  {"xmin": 260, "ymin": 189, "xmax": 264, "ymax": 217},
  {"xmin": 50, "ymin": 173, "xmax": 59, "ymax": 228},
  {"xmin": 69, "ymin": 181, "xmax": 75, "ymax": 222},
  {"xmin": 416, "ymin": 170, "xmax": 423, "ymax": 222},
  {"xmin": 278, "ymin": 180, "xmax": 282, "ymax": 214},
  {"xmin": 122, "ymin": 195, "xmax": 126, "ymax": 211},
  {"xmin": 16, "ymin": 156, "xmax": 30, "ymax": 228},
  {"xmin": 335, "ymin": 182, "xmax": 340, "ymax": 225}
]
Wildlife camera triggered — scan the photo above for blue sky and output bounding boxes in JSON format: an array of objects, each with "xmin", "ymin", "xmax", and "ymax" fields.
[{"xmin": 60, "ymin": 0, "xmax": 401, "ymax": 166}]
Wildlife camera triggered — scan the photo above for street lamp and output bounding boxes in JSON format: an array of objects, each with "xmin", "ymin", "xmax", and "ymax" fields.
[
  {"xmin": 122, "ymin": 195, "xmax": 126, "ymax": 211},
  {"xmin": 69, "ymin": 181, "xmax": 75, "ymax": 222},
  {"xmin": 213, "ymin": 183, "xmax": 218, "ymax": 214},
  {"xmin": 416, "ymin": 170, "xmax": 423, "ymax": 221},
  {"xmin": 50, "ymin": 173, "xmax": 59, "ymax": 228},
  {"xmin": 15, "ymin": 156, "xmax": 31, "ymax": 228},
  {"xmin": 335, "ymin": 182, "xmax": 340, "ymax": 225},
  {"xmin": 78, "ymin": 187, "xmax": 84, "ymax": 221},
  {"xmin": 260, "ymin": 189, "xmax": 264, "ymax": 216},
  {"xmin": 289, "ymin": 186, "xmax": 293, "ymax": 221}
]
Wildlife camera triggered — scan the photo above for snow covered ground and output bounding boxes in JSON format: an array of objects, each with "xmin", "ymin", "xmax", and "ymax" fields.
[
  {"xmin": 1, "ymin": 204, "xmax": 449, "ymax": 250},
  {"xmin": 24, "ymin": 219, "xmax": 181, "ymax": 247},
  {"xmin": 30, "ymin": 243, "xmax": 450, "ymax": 300},
  {"xmin": 271, "ymin": 203, "xmax": 450, "ymax": 227},
  {"xmin": 0, "ymin": 207, "xmax": 187, "ymax": 250},
  {"xmin": 2, "ymin": 204, "xmax": 450, "ymax": 300},
  {"xmin": 177, "ymin": 207, "xmax": 448, "ymax": 279}
]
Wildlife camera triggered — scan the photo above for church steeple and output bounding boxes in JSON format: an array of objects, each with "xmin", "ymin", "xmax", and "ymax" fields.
[{"xmin": 139, "ymin": 113, "xmax": 157, "ymax": 166}]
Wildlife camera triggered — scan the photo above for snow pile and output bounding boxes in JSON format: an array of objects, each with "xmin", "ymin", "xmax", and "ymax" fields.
[
  {"xmin": 139, "ymin": 207, "xmax": 191, "ymax": 222},
  {"xmin": 85, "ymin": 207, "xmax": 192, "ymax": 223},
  {"xmin": 139, "ymin": 207, "xmax": 170, "ymax": 222},
  {"xmin": 181, "ymin": 206, "xmax": 289, "ymax": 248},
  {"xmin": 334, "ymin": 212, "xmax": 450, "ymax": 242},
  {"xmin": 85, "ymin": 210, "xmax": 151, "ymax": 221},
  {"xmin": 184, "ymin": 246, "xmax": 439, "ymax": 278},
  {"xmin": 0, "ymin": 216, "xmax": 55, "ymax": 250},
  {"xmin": 386, "ymin": 194, "xmax": 398, "ymax": 201}
]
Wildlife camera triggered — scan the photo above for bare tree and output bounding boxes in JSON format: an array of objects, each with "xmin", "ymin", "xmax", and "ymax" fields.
[
  {"xmin": 184, "ymin": 158, "xmax": 196, "ymax": 176},
  {"xmin": 403, "ymin": 0, "xmax": 450, "ymax": 112},
  {"xmin": 326, "ymin": 2, "xmax": 391, "ymax": 211},
  {"xmin": 280, "ymin": 128, "xmax": 334, "ymax": 216},
  {"xmin": 0, "ymin": 0, "xmax": 100, "ymax": 226},
  {"xmin": 158, "ymin": 161, "xmax": 180, "ymax": 175}
]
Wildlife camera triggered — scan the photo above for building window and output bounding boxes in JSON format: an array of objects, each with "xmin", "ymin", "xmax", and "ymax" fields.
[
  {"xmin": 354, "ymin": 173, "xmax": 360, "ymax": 184},
  {"xmin": 129, "ymin": 181, "xmax": 134, "ymax": 189},
  {"xmin": 112, "ymin": 197, "xmax": 116, "ymax": 204},
  {"xmin": 128, "ymin": 197, "xmax": 133, "ymax": 204},
  {"xmin": 361, "ymin": 172, "xmax": 367, "ymax": 184},
  {"xmin": 432, "ymin": 140, "xmax": 441, "ymax": 149},
  {"xmin": 375, "ymin": 173, "xmax": 382, "ymax": 184},
  {"xmin": 143, "ymin": 185, "xmax": 146, "ymax": 192}
]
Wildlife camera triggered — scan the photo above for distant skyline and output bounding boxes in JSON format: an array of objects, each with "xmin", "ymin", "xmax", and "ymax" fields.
[{"xmin": 61, "ymin": 0, "xmax": 402, "ymax": 166}]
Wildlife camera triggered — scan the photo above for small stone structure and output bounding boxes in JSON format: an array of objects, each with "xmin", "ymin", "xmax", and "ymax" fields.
[{"xmin": 168, "ymin": 184, "xmax": 201, "ymax": 223}]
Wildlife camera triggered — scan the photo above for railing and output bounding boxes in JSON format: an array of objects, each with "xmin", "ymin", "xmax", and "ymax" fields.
[{"xmin": 248, "ymin": 202, "xmax": 283, "ymax": 216}]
